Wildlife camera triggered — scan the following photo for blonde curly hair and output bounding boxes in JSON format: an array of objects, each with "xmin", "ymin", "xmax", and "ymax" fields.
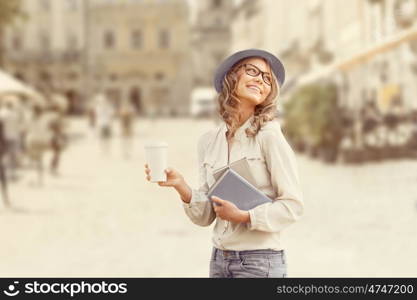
[{"xmin": 216, "ymin": 57, "xmax": 280, "ymax": 139}]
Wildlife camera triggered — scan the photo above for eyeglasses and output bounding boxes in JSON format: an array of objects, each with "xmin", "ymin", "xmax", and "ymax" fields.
[{"xmin": 239, "ymin": 63, "xmax": 272, "ymax": 86}]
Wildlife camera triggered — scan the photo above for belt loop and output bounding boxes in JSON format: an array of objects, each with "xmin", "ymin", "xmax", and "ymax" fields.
[
  {"xmin": 212, "ymin": 247, "xmax": 218, "ymax": 260},
  {"xmin": 238, "ymin": 250, "xmax": 243, "ymax": 261}
]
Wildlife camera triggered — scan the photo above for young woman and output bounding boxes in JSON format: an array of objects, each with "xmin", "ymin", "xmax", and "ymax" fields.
[{"xmin": 145, "ymin": 49, "xmax": 304, "ymax": 278}]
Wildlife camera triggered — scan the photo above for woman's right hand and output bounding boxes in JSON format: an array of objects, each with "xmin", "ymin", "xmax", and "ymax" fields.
[{"xmin": 144, "ymin": 164, "xmax": 184, "ymax": 188}]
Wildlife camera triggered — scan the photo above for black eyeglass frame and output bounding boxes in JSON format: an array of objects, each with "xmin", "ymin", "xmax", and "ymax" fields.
[{"xmin": 238, "ymin": 63, "xmax": 273, "ymax": 86}]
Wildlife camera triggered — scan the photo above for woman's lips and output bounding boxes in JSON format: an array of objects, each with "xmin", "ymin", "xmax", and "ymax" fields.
[{"xmin": 246, "ymin": 85, "xmax": 262, "ymax": 94}]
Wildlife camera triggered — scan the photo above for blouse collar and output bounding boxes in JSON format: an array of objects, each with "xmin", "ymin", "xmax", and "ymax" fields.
[{"xmin": 220, "ymin": 114, "xmax": 255, "ymax": 139}]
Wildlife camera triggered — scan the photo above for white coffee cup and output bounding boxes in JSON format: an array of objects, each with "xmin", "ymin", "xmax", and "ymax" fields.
[{"xmin": 144, "ymin": 141, "xmax": 168, "ymax": 182}]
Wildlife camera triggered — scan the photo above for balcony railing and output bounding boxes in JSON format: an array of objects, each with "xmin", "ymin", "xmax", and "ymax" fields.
[{"xmin": 4, "ymin": 50, "xmax": 83, "ymax": 64}]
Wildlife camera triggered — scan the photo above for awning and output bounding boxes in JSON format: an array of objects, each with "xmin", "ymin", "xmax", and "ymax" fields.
[
  {"xmin": 0, "ymin": 69, "xmax": 44, "ymax": 104},
  {"xmin": 338, "ymin": 25, "xmax": 417, "ymax": 71},
  {"xmin": 286, "ymin": 24, "xmax": 417, "ymax": 89}
]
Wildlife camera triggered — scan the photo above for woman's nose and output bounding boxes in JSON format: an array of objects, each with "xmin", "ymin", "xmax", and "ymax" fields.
[{"xmin": 254, "ymin": 75, "xmax": 263, "ymax": 84}]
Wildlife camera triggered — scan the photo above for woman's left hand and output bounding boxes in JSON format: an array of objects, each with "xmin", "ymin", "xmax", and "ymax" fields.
[{"xmin": 211, "ymin": 196, "xmax": 250, "ymax": 224}]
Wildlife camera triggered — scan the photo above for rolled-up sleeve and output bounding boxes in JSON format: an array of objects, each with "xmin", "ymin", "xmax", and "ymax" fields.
[
  {"xmin": 183, "ymin": 133, "xmax": 216, "ymax": 227},
  {"xmin": 248, "ymin": 123, "xmax": 304, "ymax": 232}
]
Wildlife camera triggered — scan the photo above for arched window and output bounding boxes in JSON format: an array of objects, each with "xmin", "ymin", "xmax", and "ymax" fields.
[
  {"xmin": 158, "ymin": 29, "xmax": 170, "ymax": 49},
  {"xmin": 155, "ymin": 72, "xmax": 165, "ymax": 81},
  {"xmin": 212, "ymin": 0, "xmax": 222, "ymax": 8},
  {"xmin": 39, "ymin": 31, "xmax": 50, "ymax": 51},
  {"xmin": 131, "ymin": 30, "xmax": 143, "ymax": 49},
  {"xmin": 104, "ymin": 30, "xmax": 115, "ymax": 49},
  {"xmin": 65, "ymin": 0, "xmax": 78, "ymax": 11},
  {"xmin": 67, "ymin": 33, "xmax": 78, "ymax": 50},
  {"xmin": 40, "ymin": 0, "xmax": 50, "ymax": 11},
  {"xmin": 12, "ymin": 34, "xmax": 23, "ymax": 51}
]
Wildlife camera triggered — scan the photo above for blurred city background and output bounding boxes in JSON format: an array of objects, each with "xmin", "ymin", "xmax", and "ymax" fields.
[{"xmin": 0, "ymin": 0, "xmax": 416, "ymax": 277}]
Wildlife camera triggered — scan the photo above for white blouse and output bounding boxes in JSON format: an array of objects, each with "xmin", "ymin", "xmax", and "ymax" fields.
[{"xmin": 183, "ymin": 115, "xmax": 304, "ymax": 251}]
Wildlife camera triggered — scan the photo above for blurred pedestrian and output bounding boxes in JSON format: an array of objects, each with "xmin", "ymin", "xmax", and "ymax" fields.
[
  {"xmin": 87, "ymin": 100, "xmax": 96, "ymax": 129},
  {"xmin": 45, "ymin": 97, "xmax": 69, "ymax": 176},
  {"xmin": 145, "ymin": 49, "xmax": 303, "ymax": 278},
  {"xmin": 407, "ymin": 110, "xmax": 417, "ymax": 153},
  {"xmin": 0, "ymin": 96, "xmax": 22, "ymax": 181},
  {"xmin": 94, "ymin": 93, "xmax": 114, "ymax": 154},
  {"xmin": 339, "ymin": 108, "xmax": 356, "ymax": 161},
  {"xmin": 0, "ymin": 119, "xmax": 10, "ymax": 207},
  {"xmin": 360, "ymin": 100, "xmax": 382, "ymax": 148},
  {"xmin": 25, "ymin": 105, "xmax": 50, "ymax": 186},
  {"xmin": 118, "ymin": 100, "xmax": 135, "ymax": 159},
  {"xmin": 384, "ymin": 96, "xmax": 406, "ymax": 146},
  {"xmin": 16, "ymin": 96, "xmax": 32, "ymax": 167}
]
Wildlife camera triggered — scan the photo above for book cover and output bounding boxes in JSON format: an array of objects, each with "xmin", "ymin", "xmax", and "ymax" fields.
[
  {"xmin": 207, "ymin": 168, "xmax": 272, "ymax": 211},
  {"xmin": 212, "ymin": 157, "xmax": 257, "ymax": 187}
]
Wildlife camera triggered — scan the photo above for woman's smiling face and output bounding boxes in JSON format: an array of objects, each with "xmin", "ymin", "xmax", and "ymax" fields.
[{"xmin": 235, "ymin": 57, "xmax": 272, "ymax": 108}]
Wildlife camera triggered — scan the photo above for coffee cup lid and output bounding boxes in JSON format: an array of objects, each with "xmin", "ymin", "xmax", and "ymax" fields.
[{"xmin": 144, "ymin": 141, "xmax": 168, "ymax": 148}]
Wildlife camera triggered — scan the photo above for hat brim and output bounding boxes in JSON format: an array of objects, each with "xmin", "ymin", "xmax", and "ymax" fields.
[{"xmin": 213, "ymin": 49, "xmax": 285, "ymax": 93}]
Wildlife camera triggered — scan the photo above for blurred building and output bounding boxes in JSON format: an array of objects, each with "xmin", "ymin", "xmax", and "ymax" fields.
[
  {"xmin": 2, "ymin": 0, "xmax": 192, "ymax": 116},
  {"xmin": 88, "ymin": 0, "xmax": 191, "ymax": 116},
  {"xmin": 230, "ymin": 0, "xmax": 417, "ymax": 146},
  {"xmin": 2, "ymin": 0, "xmax": 86, "ymax": 114},
  {"xmin": 191, "ymin": 0, "xmax": 234, "ymax": 87}
]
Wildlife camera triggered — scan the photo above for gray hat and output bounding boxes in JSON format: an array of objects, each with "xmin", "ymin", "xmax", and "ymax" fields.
[{"xmin": 213, "ymin": 49, "xmax": 285, "ymax": 93}]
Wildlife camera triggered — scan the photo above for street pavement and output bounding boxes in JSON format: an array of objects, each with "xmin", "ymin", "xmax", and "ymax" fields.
[{"xmin": 1, "ymin": 117, "xmax": 416, "ymax": 277}]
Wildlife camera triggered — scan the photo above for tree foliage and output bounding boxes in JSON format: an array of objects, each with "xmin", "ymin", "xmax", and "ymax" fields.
[{"xmin": 284, "ymin": 82, "xmax": 344, "ymax": 152}]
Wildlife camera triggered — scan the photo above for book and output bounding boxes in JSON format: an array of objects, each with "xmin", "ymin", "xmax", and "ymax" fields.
[
  {"xmin": 208, "ymin": 168, "xmax": 272, "ymax": 211},
  {"xmin": 212, "ymin": 157, "xmax": 257, "ymax": 187}
]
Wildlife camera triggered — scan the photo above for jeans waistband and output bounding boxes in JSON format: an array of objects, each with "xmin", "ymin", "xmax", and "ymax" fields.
[{"xmin": 212, "ymin": 247, "xmax": 284, "ymax": 260}]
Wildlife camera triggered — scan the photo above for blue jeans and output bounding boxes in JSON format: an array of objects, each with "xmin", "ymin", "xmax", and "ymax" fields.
[{"xmin": 209, "ymin": 247, "xmax": 287, "ymax": 278}]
